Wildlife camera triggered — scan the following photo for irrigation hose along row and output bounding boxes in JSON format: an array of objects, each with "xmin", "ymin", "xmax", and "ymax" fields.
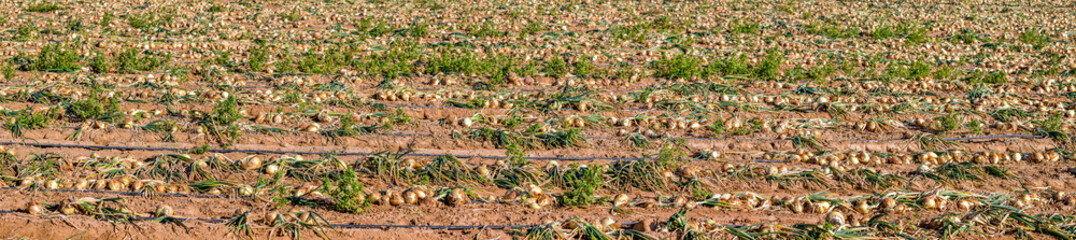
[
  {"xmin": 0, "ymin": 133, "xmax": 1046, "ymax": 160},
  {"xmin": 0, "ymin": 207, "xmax": 693, "ymax": 231},
  {"xmin": 0, "ymin": 138, "xmax": 795, "ymax": 162},
  {"xmin": 0, "ymin": 208, "xmax": 549, "ymax": 230},
  {"xmin": 0, "ymin": 140, "xmax": 647, "ymax": 160},
  {"xmin": 0, "ymin": 187, "xmax": 246, "ymax": 199},
  {"xmin": 0, "ymin": 71, "xmax": 642, "ymax": 92},
  {"xmin": 0, "ymin": 188, "xmax": 700, "ymax": 231},
  {"xmin": 0, "ymin": 137, "xmax": 978, "ymax": 162},
  {"xmin": 69, "ymin": 112, "xmax": 1049, "ymax": 143},
  {"xmin": 17, "ymin": 104, "xmax": 1062, "ymax": 140},
  {"xmin": 56, "ymin": 112, "xmax": 1049, "ymax": 144},
  {"xmin": 0, "ymin": 91, "xmax": 990, "ymax": 113},
  {"xmin": 0, "ymin": 79, "xmax": 986, "ymax": 113},
  {"xmin": 3, "ymin": 98, "xmax": 1050, "ymax": 137},
  {"xmin": 0, "ymin": 187, "xmax": 514, "ymax": 206},
  {"xmin": 2, "ymin": 187, "xmax": 713, "ymax": 222}
]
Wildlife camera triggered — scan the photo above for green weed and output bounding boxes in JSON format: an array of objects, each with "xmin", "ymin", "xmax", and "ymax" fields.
[
  {"xmin": 64, "ymin": 98, "xmax": 121, "ymax": 122},
  {"xmin": 115, "ymin": 48, "xmax": 170, "ymax": 73},
  {"xmin": 100, "ymin": 12, "xmax": 114, "ymax": 26},
  {"xmin": 280, "ymin": 8, "xmax": 302, "ymax": 22},
  {"xmin": 545, "ymin": 56, "xmax": 567, "ymax": 79},
  {"xmin": 468, "ymin": 21, "xmax": 507, "ymax": 38},
  {"xmin": 247, "ymin": 42, "xmax": 270, "ymax": 72},
  {"xmin": 949, "ymin": 30, "xmax": 979, "ymax": 44},
  {"xmin": 571, "ymin": 55, "xmax": 599, "ymax": 78},
  {"xmin": 872, "ymin": 25, "xmax": 896, "ymax": 39},
  {"xmin": 406, "ymin": 22, "xmax": 429, "ymax": 38},
  {"xmin": 610, "ymin": 24, "xmax": 647, "ymax": 43},
  {"xmin": 963, "ymin": 70, "xmax": 1007, "ymax": 84},
  {"xmin": 26, "ymin": 2, "xmax": 63, "ymax": 12},
  {"xmin": 207, "ymin": 4, "xmax": 225, "ymax": 12},
  {"xmin": 25, "ymin": 43, "xmax": 80, "ymax": 72},
  {"xmin": 3, "ymin": 107, "xmax": 59, "ymax": 137},
  {"xmin": 755, "ymin": 48, "xmax": 784, "ymax": 80},
  {"xmin": 933, "ymin": 114, "xmax": 963, "ymax": 134},
  {"xmin": 1, "ymin": 61, "xmax": 15, "ymax": 79},
  {"xmin": 274, "ymin": 50, "xmax": 296, "ymax": 73},
  {"xmin": 556, "ymin": 164, "xmax": 605, "ymax": 208},
  {"xmin": 126, "ymin": 13, "xmax": 165, "ymax": 29},
  {"xmin": 1018, "ymin": 30, "xmax": 1050, "ymax": 50},
  {"xmin": 709, "ymin": 54, "xmax": 752, "ymax": 76},
  {"xmin": 652, "ymin": 54, "xmax": 705, "ymax": 80},
  {"xmin": 520, "ymin": 21, "xmax": 545, "ymax": 37},
  {"xmin": 322, "ymin": 169, "xmax": 367, "ymax": 213},
  {"xmin": 15, "ymin": 24, "xmax": 38, "ymax": 40},
  {"xmin": 730, "ymin": 19, "xmax": 761, "ymax": 35},
  {"xmin": 966, "ymin": 119, "xmax": 983, "ymax": 135}
]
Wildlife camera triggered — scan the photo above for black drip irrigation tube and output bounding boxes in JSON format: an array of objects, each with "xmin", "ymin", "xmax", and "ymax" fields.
[
  {"xmin": 156, "ymin": 216, "xmax": 550, "ymax": 230},
  {"xmin": 1, "ymin": 206, "xmax": 747, "ymax": 231},
  {"xmin": 0, "ymin": 76, "xmax": 637, "ymax": 93},
  {"xmin": 0, "ymin": 140, "xmax": 648, "ymax": 160},
  {"xmin": 163, "ymin": 114, "xmax": 1050, "ymax": 143},
  {"xmin": 67, "ymin": 109, "xmax": 1050, "ymax": 144},
  {"xmin": 1, "ymin": 187, "xmax": 693, "ymax": 217},
  {"xmin": 1, "ymin": 204, "xmax": 742, "ymax": 231},
  {"xmin": 0, "ymin": 139, "xmax": 791, "ymax": 162},
  {"xmin": 0, "ymin": 134, "xmax": 1047, "ymax": 162},
  {"xmin": 0, "ymin": 187, "xmax": 731, "ymax": 231},
  {"xmin": 0, "ymin": 186, "xmax": 250, "ymax": 199},
  {"xmin": 3, "ymin": 90, "xmax": 928, "ymax": 113},
  {"xmin": 58, "ymin": 113, "xmax": 1048, "ymax": 145},
  {"xmin": 580, "ymin": 134, "xmax": 1045, "ymax": 143},
  {"xmin": 71, "ymin": 113, "xmax": 1046, "ymax": 144},
  {"xmin": 324, "ymin": 223, "xmax": 543, "ymax": 230},
  {"xmin": 60, "ymin": 125, "xmax": 433, "ymax": 138},
  {"xmin": 0, "ymin": 206, "xmax": 544, "ymax": 230},
  {"xmin": 799, "ymin": 134, "xmax": 1045, "ymax": 143},
  {"xmin": 0, "ymin": 187, "xmax": 510, "ymax": 206}
]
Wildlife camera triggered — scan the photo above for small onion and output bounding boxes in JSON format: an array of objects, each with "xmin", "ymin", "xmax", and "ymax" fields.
[
  {"xmin": 60, "ymin": 204, "xmax": 78, "ymax": 215},
  {"xmin": 26, "ymin": 201, "xmax": 44, "ymax": 215},
  {"xmin": 403, "ymin": 190, "xmax": 419, "ymax": 205},
  {"xmin": 368, "ymin": 192, "xmax": 383, "ymax": 205},
  {"xmin": 237, "ymin": 184, "xmax": 254, "ymax": 196},
  {"xmin": 156, "ymin": 205, "xmax": 174, "ymax": 217},
  {"xmin": 446, "ymin": 188, "xmax": 468, "ymax": 206},
  {"xmin": 921, "ymin": 196, "xmax": 938, "ymax": 210},
  {"xmin": 244, "ymin": 157, "xmax": 263, "ymax": 170},
  {"xmin": 389, "ymin": 193, "xmax": 404, "ymax": 206},
  {"xmin": 826, "ymin": 211, "xmax": 846, "ymax": 226},
  {"xmin": 613, "ymin": 194, "xmax": 630, "ymax": 207},
  {"xmin": 265, "ymin": 164, "xmax": 280, "ymax": 175}
]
